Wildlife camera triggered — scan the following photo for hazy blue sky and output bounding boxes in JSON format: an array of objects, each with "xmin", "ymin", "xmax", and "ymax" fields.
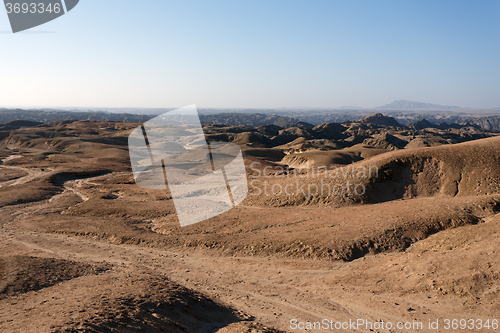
[{"xmin": 1, "ymin": 0, "xmax": 499, "ymax": 109}]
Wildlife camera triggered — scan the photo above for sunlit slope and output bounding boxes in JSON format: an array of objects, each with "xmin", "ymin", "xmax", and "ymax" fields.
[{"xmin": 246, "ymin": 136, "xmax": 500, "ymax": 207}]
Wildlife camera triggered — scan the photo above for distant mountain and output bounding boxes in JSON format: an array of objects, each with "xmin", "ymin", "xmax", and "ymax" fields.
[
  {"xmin": 377, "ymin": 100, "xmax": 461, "ymax": 110},
  {"xmin": 408, "ymin": 118, "xmax": 435, "ymax": 130},
  {"xmin": 358, "ymin": 113, "xmax": 402, "ymax": 127}
]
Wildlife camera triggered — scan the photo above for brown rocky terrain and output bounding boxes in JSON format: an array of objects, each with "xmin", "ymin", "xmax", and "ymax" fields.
[{"xmin": 0, "ymin": 115, "xmax": 500, "ymax": 332}]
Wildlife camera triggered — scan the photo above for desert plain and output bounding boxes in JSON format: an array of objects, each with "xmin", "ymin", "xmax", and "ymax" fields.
[{"xmin": 1, "ymin": 113, "xmax": 500, "ymax": 332}]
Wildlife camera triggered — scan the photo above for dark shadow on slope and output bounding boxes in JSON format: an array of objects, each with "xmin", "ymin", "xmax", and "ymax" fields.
[{"xmin": 0, "ymin": 256, "xmax": 110, "ymax": 299}]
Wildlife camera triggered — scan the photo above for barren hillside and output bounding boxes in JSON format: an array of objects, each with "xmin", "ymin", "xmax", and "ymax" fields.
[{"xmin": 1, "ymin": 119, "xmax": 499, "ymax": 332}]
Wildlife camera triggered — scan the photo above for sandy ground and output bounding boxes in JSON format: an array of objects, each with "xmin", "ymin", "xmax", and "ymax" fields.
[
  {"xmin": 0, "ymin": 159, "xmax": 499, "ymax": 332},
  {"xmin": 2, "ymin": 209, "xmax": 500, "ymax": 332}
]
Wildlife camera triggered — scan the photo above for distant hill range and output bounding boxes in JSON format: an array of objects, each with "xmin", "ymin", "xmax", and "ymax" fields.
[
  {"xmin": 198, "ymin": 113, "xmax": 314, "ymax": 129},
  {"xmin": 376, "ymin": 100, "xmax": 462, "ymax": 110},
  {"xmin": 0, "ymin": 109, "xmax": 315, "ymax": 129},
  {"xmin": 2, "ymin": 108, "xmax": 500, "ymax": 131},
  {"xmin": 0, "ymin": 109, "xmax": 153, "ymax": 124},
  {"xmin": 1, "ymin": 111, "xmax": 498, "ymax": 158}
]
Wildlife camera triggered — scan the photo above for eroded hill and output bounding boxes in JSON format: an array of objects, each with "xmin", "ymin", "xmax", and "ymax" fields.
[{"xmin": 1, "ymin": 117, "xmax": 500, "ymax": 332}]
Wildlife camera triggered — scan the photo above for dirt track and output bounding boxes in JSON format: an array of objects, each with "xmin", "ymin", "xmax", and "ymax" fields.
[{"xmin": 0, "ymin": 155, "xmax": 51, "ymax": 189}]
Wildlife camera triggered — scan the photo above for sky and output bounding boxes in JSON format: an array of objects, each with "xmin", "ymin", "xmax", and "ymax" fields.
[{"xmin": 0, "ymin": 0, "xmax": 499, "ymax": 109}]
